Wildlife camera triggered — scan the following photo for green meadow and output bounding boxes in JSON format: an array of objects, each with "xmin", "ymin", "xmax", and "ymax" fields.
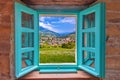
[{"xmin": 39, "ymin": 47, "xmax": 75, "ymax": 63}]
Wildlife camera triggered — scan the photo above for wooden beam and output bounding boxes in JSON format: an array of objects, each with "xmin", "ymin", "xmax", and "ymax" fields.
[
  {"xmin": 21, "ymin": 0, "xmax": 97, "ymax": 6},
  {"xmin": 19, "ymin": 71, "xmax": 100, "ymax": 80}
]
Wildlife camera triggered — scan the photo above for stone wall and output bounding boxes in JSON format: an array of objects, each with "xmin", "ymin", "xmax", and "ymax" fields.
[{"xmin": 0, "ymin": 0, "xmax": 14, "ymax": 80}]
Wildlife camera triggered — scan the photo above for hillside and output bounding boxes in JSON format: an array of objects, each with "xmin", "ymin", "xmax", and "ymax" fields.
[
  {"xmin": 39, "ymin": 27, "xmax": 75, "ymax": 38},
  {"xmin": 39, "ymin": 27, "xmax": 59, "ymax": 37}
]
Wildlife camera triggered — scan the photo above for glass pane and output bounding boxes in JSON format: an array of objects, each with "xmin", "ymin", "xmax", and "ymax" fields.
[
  {"xmin": 83, "ymin": 12, "xmax": 95, "ymax": 29},
  {"xmin": 83, "ymin": 32, "xmax": 95, "ymax": 48},
  {"xmin": 91, "ymin": 32, "xmax": 95, "ymax": 48},
  {"xmin": 83, "ymin": 51, "xmax": 95, "ymax": 68},
  {"xmin": 83, "ymin": 33, "xmax": 87, "ymax": 47},
  {"xmin": 22, "ymin": 51, "xmax": 34, "ymax": 68},
  {"xmin": 22, "ymin": 12, "xmax": 34, "ymax": 29},
  {"xmin": 22, "ymin": 32, "xmax": 34, "ymax": 48}
]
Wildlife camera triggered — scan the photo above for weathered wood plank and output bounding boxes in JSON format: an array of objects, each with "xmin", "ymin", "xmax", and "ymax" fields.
[
  {"xmin": 21, "ymin": 0, "xmax": 96, "ymax": 6},
  {"xmin": 19, "ymin": 71, "xmax": 100, "ymax": 80}
]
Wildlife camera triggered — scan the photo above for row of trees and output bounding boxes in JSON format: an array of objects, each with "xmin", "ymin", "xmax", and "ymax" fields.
[
  {"xmin": 61, "ymin": 42, "xmax": 75, "ymax": 49},
  {"xmin": 40, "ymin": 41, "xmax": 75, "ymax": 49}
]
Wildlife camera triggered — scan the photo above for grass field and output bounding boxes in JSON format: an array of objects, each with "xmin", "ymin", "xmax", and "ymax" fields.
[{"xmin": 39, "ymin": 48, "xmax": 75, "ymax": 63}]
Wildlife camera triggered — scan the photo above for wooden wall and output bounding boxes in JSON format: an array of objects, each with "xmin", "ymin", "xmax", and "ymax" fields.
[
  {"xmin": 0, "ymin": 0, "xmax": 120, "ymax": 80},
  {"xmin": 97, "ymin": 0, "xmax": 120, "ymax": 80},
  {"xmin": 0, "ymin": 0, "xmax": 14, "ymax": 80}
]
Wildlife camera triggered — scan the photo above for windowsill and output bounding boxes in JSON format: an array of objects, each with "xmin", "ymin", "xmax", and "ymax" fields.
[{"xmin": 19, "ymin": 70, "xmax": 100, "ymax": 80}]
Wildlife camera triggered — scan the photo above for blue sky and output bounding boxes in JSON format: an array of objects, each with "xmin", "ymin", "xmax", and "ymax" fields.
[{"xmin": 39, "ymin": 16, "xmax": 76, "ymax": 33}]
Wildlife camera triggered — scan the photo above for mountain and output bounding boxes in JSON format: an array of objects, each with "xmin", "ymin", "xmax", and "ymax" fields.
[
  {"xmin": 67, "ymin": 32, "xmax": 76, "ymax": 39},
  {"xmin": 39, "ymin": 27, "xmax": 75, "ymax": 37},
  {"xmin": 39, "ymin": 27, "xmax": 59, "ymax": 37},
  {"xmin": 58, "ymin": 32, "xmax": 75, "ymax": 38}
]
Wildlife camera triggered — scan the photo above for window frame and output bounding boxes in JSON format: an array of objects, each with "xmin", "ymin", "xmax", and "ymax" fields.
[
  {"xmin": 15, "ymin": 2, "xmax": 39, "ymax": 78},
  {"xmin": 78, "ymin": 3, "xmax": 106, "ymax": 78},
  {"xmin": 15, "ymin": 2, "xmax": 106, "ymax": 78},
  {"xmin": 38, "ymin": 12, "xmax": 79, "ymax": 73}
]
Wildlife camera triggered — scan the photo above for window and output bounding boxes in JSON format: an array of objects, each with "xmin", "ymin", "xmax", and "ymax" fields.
[
  {"xmin": 39, "ymin": 15, "xmax": 77, "ymax": 64},
  {"xmin": 15, "ymin": 3, "xmax": 39, "ymax": 78},
  {"xmin": 15, "ymin": 2, "xmax": 106, "ymax": 78}
]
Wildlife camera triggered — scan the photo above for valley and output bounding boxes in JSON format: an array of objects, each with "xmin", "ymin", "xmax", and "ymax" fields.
[{"xmin": 39, "ymin": 27, "xmax": 76, "ymax": 63}]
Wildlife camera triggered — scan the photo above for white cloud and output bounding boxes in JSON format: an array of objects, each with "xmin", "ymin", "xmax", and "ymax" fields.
[
  {"xmin": 39, "ymin": 22, "xmax": 52, "ymax": 30},
  {"xmin": 40, "ymin": 17, "xmax": 45, "ymax": 22},
  {"xmin": 39, "ymin": 22, "xmax": 60, "ymax": 33},
  {"xmin": 39, "ymin": 16, "xmax": 53, "ymax": 22},
  {"xmin": 60, "ymin": 17, "xmax": 76, "ymax": 24},
  {"xmin": 51, "ymin": 17, "xmax": 76, "ymax": 24}
]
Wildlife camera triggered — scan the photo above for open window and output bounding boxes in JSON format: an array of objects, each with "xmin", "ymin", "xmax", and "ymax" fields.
[
  {"xmin": 15, "ymin": 2, "xmax": 106, "ymax": 79},
  {"xmin": 15, "ymin": 2, "xmax": 39, "ymax": 78},
  {"xmin": 78, "ymin": 3, "xmax": 106, "ymax": 78}
]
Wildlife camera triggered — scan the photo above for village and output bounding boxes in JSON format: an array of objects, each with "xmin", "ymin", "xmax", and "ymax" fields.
[{"xmin": 40, "ymin": 36, "xmax": 75, "ymax": 46}]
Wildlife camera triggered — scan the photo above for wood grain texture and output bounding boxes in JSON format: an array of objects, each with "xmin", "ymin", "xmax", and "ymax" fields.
[
  {"xmin": 20, "ymin": 0, "xmax": 97, "ymax": 10},
  {"xmin": 21, "ymin": 0, "xmax": 97, "ymax": 6},
  {"xmin": 0, "ymin": 0, "xmax": 14, "ymax": 80},
  {"xmin": 18, "ymin": 71, "xmax": 100, "ymax": 80}
]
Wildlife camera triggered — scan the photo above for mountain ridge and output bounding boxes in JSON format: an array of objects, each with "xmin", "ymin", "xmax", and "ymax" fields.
[{"xmin": 39, "ymin": 27, "xmax": 75, "ymax": 37}]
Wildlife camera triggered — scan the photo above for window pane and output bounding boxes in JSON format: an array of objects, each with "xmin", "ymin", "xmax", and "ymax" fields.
[
  {"xmin": 22, "ymin": 51, "xmax": 34, "ymax": 69},
  {"xmin": 83, "ymin": 33, "xmax": 87, "ymax": 47},
  {"xmin": 83, "ymin": 13, "xmax": 95, "ymax": 29},
  {"xmin": 22, "ymin": 12, "xmax": 34, "ymax": 29},
  {"xmin": 83, "ymin": 51, "xmax": 95, "ymax": 68},
  {"xmin": 91, "ymin": 32, "xmax": 95, "ymax": 48},
  {"xmin": 22, "ymin": 32, "xmax": 34, "ymax": 48},
  {"xmin": 83, "ymin": 32, "xmax": 95, "ymax": 48}
]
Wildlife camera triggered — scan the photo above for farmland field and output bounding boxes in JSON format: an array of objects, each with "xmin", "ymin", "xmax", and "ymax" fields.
[{"xmin": 39, "ymin": 47, "xmax": 75, "ymax": 63}]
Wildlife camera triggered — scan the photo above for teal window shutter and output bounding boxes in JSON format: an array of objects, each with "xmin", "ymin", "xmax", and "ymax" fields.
[
  {"xmin": 78, "ymin": 3, "xmax": 106, "ymax": 78},
  {"xmin": 15, "ymin": 2, "xmax": 39, "ymax": 78}
]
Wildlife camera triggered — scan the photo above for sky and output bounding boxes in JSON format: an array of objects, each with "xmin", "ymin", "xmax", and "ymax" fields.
[{"xmin": 39, "ymin": 16, "xmax": 76, "ymax": 33}]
